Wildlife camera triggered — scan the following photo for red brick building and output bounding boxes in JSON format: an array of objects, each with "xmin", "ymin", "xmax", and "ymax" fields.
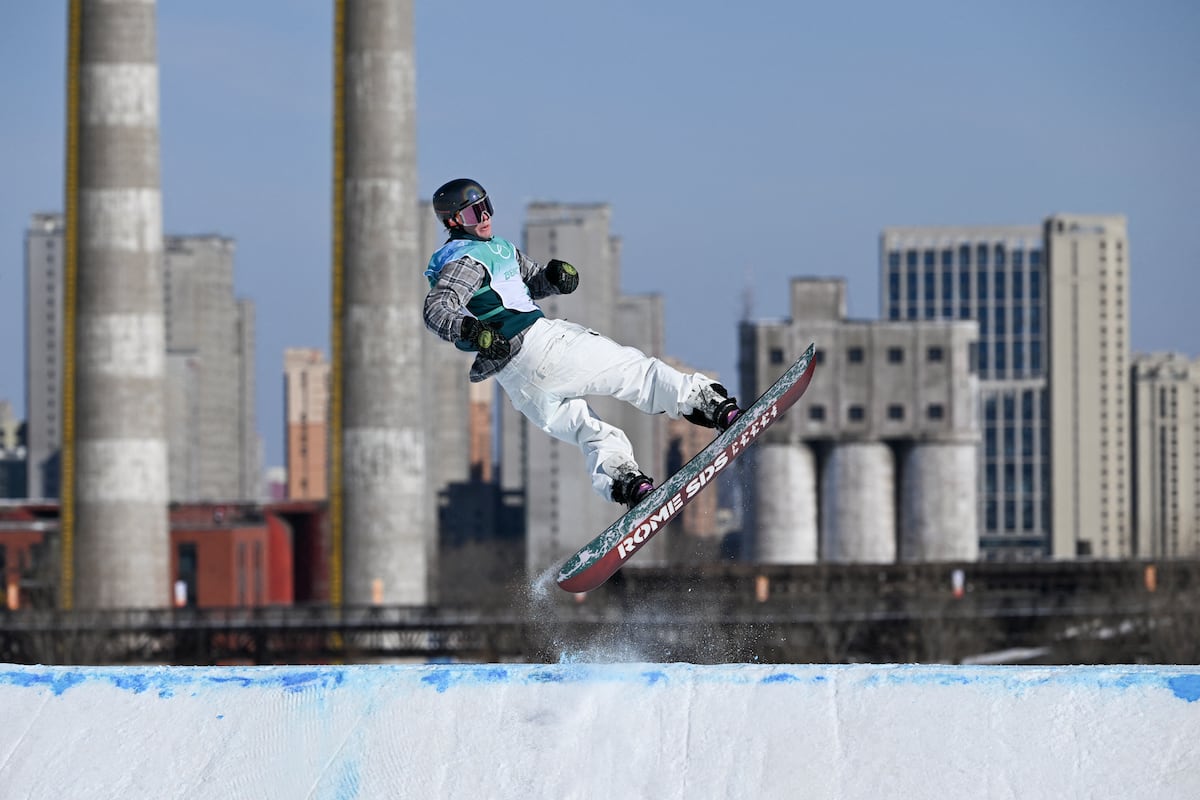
[{"xmin": 0, "ymin": 501, "xmax": 329, "ymax": 610}]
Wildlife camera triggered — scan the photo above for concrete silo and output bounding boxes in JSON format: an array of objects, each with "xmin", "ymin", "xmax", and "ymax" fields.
[
  {"xmin": 820, "ymin": 442, "xmax": 895, "ymax": 563},
  {"xmin": 752, "ymin": 442, "xmax": 818, "ymax": 563},
  {"xmin": 899, "ymin": 443, "xmax": 978, "ymax": 561}
]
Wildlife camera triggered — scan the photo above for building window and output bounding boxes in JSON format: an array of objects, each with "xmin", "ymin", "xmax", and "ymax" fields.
[
  {"xmin": 808, "ymin": 405, "xmax": 826, "ymax": 421},
  {"xmin": 927, "ymin": 346, "xmax": 944, "ymax": 362},
  {"xmin": 847, "ymin": 347, "xmax": 864, "ymax": 363},
  {"xmin": 848, "ymin": 405, "xmax": 866, "ymax": 422},
  {"xmin": 927, "ymin": 403, "xmax": 945, "ymax": 420},
  {"xmin": 815, "ymin": 349, "xmax": 826, "ymax": 365},
  {"xmin": 769, "ymin": 348, "xmax": 785, "ymax": 365},
  {"xmin": 887, "ymin": 404, "xmax": 905, "ymax": 420},
  {"xmin": 887, "ymin": 347, "xmax": 904, "ymax": 364}
]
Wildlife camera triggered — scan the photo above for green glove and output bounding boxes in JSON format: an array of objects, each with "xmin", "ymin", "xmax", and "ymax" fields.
[
  {"xmin": 546, "ymin": 259, "xmax": 579, "ymax": 294},
  {"xmin": 458, "ymin": 317, "xmax": 511, "ymax": 360}
]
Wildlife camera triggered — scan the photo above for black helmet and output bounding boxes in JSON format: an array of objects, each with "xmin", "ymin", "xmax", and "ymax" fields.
[{"xmin": 432, "ymin": 178, "xmax": 492, "ymax": 228}]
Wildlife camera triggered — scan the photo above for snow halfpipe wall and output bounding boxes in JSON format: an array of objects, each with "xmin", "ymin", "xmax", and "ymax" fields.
[{"xmin": 2, "ymin": 662, "xmax": 1198, "ymax": 799}]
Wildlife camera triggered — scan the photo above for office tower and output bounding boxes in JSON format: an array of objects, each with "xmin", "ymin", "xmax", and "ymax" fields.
[
  {"xmin": 518, "ymin": 203, "xmax": 673, "ymax": 575},
  {"xmin": 337, "ymin": 0, "xmax": 428, "ymax": 605},
  {"xmin": 23, "ymin": 213, "xmax": 63, "ymax": 499},
  {"xmin": 743, "ymin": 278, "xmax": 979, "ymax": 564},
  {"xmin": 882, "ymin": 226, "xmax": 1048, "ymax": 560},
  {"xmin": 71, "ymin": 0, "xmax": 170, "ymax": 608},
  {"xmin": 284, "ymin": 348, "xmax": 329, "ymax": 500},
  {"xmin": 1132, "ymin": 353, "xmax": 1200, "ymax": 558},
  {"xmin": 163, "ymin": 236, "xmax": 252, "ymax": 501},
  {"xmin": 1045, "ymin": 214, "xmax": 1131, "ymax": 558}
]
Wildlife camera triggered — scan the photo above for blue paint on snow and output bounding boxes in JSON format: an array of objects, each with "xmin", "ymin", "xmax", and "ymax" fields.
[
  {"xmin": 2, "ymin": 663, "xmax": 1200, "ymax": 706},
  {"xmin": 1169, "ymin": 675, "xmax": 1200, "ymax": 702}
]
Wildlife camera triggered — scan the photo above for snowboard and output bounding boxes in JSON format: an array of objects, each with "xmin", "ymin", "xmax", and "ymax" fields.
[{"xmin": 556, "ymin": 342, "xmax": 817, "ymax": 593}]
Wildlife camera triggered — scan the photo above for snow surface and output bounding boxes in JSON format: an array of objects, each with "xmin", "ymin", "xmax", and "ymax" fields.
[{"xmin": 2, "ymin": 662, "xmax": 1199, "ymax": 799}]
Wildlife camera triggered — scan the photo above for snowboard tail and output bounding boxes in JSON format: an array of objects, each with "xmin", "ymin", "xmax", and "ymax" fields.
[{"xmin": 556, "ymin": 342, "xmax": 817, "ymax": 593}]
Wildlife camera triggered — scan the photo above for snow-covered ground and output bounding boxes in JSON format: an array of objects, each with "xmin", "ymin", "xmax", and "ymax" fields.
[{"xmin": 2, "ymin": 662, "xmax": 1198, "ymax": 799}]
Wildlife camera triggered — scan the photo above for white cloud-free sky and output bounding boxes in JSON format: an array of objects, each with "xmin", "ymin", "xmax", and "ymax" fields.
[{"xmin": 3, "ymin": 1, "xmax": 1197, "ymax": 467}]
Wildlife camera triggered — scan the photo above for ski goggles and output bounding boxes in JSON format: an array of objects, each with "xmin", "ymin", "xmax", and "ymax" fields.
[{"xmin": 457, "ymin": 196, "xmax": 493, "ymax": 226}]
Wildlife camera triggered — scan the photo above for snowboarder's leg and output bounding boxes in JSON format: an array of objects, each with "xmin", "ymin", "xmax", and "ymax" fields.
[
  {"xmin": 536, "ymin": 319, "xmax": 740, "ymax": 427},
  {"xmin": 496, "ymin": 356, "xmax": 649, "ymax": 503}
]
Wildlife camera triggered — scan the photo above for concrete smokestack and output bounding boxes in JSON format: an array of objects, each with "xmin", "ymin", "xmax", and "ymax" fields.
[
  {"xmin": 67, "ymin": 0, "xmax": 170, "ymax": 608},
  {"xmin": 335, "ymin": 0, "xmax": 429, "ymax": 604}
]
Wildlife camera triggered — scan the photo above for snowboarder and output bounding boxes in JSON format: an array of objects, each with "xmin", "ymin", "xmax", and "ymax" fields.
[{"xmin": 422, "ymin": 178, "xmax": 741, "ymax": 509}]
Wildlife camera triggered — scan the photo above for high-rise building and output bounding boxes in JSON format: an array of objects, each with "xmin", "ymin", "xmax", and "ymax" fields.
[
  {"xmin": 23, "ymin": 213, "xmax": 64, "ymax": 500},
  {"xmin": 882, "ymin": 217, "xmax": 1132, "ymax": 560},
  {"xmin": 1132, "ymin": 353, "xmax": 1200, "ymax": 558},
  {"xmin": 284, "ymin": 348, "xmax": 329, "ymax": 500},
  {"xmin": 880, "ymin": 225, "xmax": 1046, "ymax": 559},
  {"xmin": 0, "ymin": 401, "xmax": 18, "ymax": 451},
  {"xmin": 418, "ymin": 200, "xmax": 474, "ymax": 493},
  {"xmin": 24, "ymin": 217, "xmax": 258, "ymax": 504},
  {"xmin": 0, "ymin": 400, "xmax": 24, "ymax": 499},
  {"xmin": 1045, "ymin": 214, "xmax": 1131, "ymax": 558},
  {"xmin": 467, "ymin": 380, "xmax": 494, "ymax": 482},
  {"xmin": 163, "ymin": 236, "xmax": 257, "ymax": 501}
]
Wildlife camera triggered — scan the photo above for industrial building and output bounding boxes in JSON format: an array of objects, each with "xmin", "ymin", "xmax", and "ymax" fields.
[{"xmin": 740, "ymin": 277, "xmax": 980, "ymax": 564}]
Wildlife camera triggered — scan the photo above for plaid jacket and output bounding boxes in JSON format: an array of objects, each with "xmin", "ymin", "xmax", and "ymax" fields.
[{"xmin": 423, "ymin": 236, "xmax": 560, "ymax": 381}]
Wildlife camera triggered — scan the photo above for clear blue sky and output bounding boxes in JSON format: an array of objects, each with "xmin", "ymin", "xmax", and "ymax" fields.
[{"xmin": 3, "ymin": 1, "xmax": 1198, "ymax": 469}]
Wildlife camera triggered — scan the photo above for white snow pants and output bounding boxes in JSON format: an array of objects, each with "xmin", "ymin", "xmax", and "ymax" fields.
[{"xmin": 494, "ymin": 318, "xmax": 711, "ymax": 500}]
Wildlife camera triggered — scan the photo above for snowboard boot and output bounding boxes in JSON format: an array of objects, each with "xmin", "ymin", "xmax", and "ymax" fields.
[
  {"xmin": 611, "ymin": 470, "xmax": 655, "ymax": 510},
  {"xmin": 684, "ymin": 382, "xmax": 742, "ymax": 432}
]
